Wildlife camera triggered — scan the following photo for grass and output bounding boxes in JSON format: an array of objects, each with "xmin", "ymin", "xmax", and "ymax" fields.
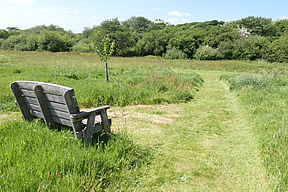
[
  {"xmin": 0, "ymin": 120, "xmax": 151, "ymax": 191},
  {"xmin": 222, "ymin": 69, "xmax": 288, "ymax": 191},
  {"xmin": 0, "ymin": 50, "xmax": 203, "ymax": 112},
  {"xmin": 1, "ymin": 49, "xmax": 288, "ymax": 191},
  {"xmin": 121, "ymin": 71, "xmax": 270, "ymax": 191}
]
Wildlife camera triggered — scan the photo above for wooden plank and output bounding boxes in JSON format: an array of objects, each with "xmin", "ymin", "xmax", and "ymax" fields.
[
  {"xmin": 10, "ymin": 82, "xmax": 33, "ymax": 120},
  {"xmin": 31, "ymin": 110, "xmax": 44, "ymax": 118},
  {"xmin": 50, "ymin": 109, "xmax": 70, "ymax": 119},
  {"xmin": 45, "ymin": 93, "xmax": 65, "ymax": 104},
  {"xmin": 70, "ymin": 106, "xmax": 110, "ymax": 119},
  {"xmin": 84, "ymin": 113, "xmax": 96, "ymax": 145},
  {"xmin": 34, "ymin": 85, "xmax": 57, "ymax": 128},
  {"xmin": 21, "ymin": 89, "xmax": 65, "ymax": 104},
  {"xmin": 23, "ymin": 96, "xmax": 68, "ymax": 113},
  {"xmin": 100, "ymin": 110, "xmax": 111, "ymax": 133},
  {"xmin": 52, "ymin": 116, "xmax": 72, "ymax": 127},
  {"xmin": 23, "ymin": 96, "xmax": 39, "ymax": 105},
  {"xmin": 63, "ymin": 90, "xmax": 79, "ymax": 113},
  {"xmin": 20, "ymin": 88, "xmax": 36, "ymax": 98},
  {"xmin": 26, "ymin": 103, "xmax": 41, "ymax": 112},
  {"xmin": 63, "ymin": 89, "xmax": 80, "ymax": 137},
  {"xmin": 47, "ymin": 102, "xmax": 68, "ymax": 113},
  {"xmin": 16, "ymin": 81, "xmax": 74, "ymax": 95}
]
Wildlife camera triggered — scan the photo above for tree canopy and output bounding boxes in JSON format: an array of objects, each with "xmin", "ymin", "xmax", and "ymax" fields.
[{"xmin": 1, "ymin": 16, "xmax": 288, "ymax": 63}]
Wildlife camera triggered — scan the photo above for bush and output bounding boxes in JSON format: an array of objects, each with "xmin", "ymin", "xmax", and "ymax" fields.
[
  {"xmin": 263, "ymin": 35, "xmax": 288, "ymax": 63},
  {"xmin": 231, "ymin": 35, "xmax": 269, "ymax": 60},
  {"xmin": 164, "ymin": 47, "xmax": 187, "ymax": 59},
  {"xmin": 194, "ymin": 46, "xmax": 223, "ymax": 60},
  {"xmin": 72, "ymin": 39, "xmax": 94, "ymax": 53},
  {"xmin": 38, "ymin": 30, "xmax": 72, "ymax": 52}
]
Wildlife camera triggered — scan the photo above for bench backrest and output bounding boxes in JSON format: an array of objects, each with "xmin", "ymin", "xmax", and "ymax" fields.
[{"xmin": 10, "ymin": 81, "xmax": 81, "ymax": 134}]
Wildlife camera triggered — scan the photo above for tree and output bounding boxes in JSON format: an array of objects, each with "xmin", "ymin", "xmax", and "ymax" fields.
[
  {"xmin": 90, "ymin": 18, "xmax": 135, "ymax": 56},
  {"xmin": 38, "ymin": 30, "xmax": 73, "ymax": 52},
  {"xmin": 235, "ymin": 16, "xmax": 275, "ymax": 36},
  {"xmin": 95, "ymin": 34, "xmax": 115, "ymax": 81},
  {"xmin": 0, "ymin": 29, "xmax": 9, "ymax": 39},
  {"xmin": 122, "ymin": 16, "xmax": 152, "ymax": 34},
  {"xmin": 263, "ymin": 35, "xmax": 288, "ymax": 62}
]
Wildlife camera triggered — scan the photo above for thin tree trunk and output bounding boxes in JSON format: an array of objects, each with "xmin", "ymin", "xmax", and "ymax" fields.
[{"xmin": 105, "ymin": 62, "xmax": 109, "ymax": 81}]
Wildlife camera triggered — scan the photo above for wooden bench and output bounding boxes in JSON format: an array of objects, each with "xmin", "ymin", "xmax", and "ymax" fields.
[{"xmin": 10, "ymin": 81, "xmax": 111, "ymax": 144}]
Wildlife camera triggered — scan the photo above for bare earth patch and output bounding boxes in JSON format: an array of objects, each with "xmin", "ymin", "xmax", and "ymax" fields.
[
  {"xmin": 0, "ymin": 112, "xmax": 21, "ymax": 125},
  {"xmin": 108, "ymin": 103, "xmax": 183, "ymax": 146}
]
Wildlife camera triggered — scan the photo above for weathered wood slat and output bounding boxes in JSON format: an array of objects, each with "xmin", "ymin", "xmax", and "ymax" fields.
[
  {"xmin": 23, "ymin": 96, "xmax": 68, "ymax": 112},
  {"xmin": 34, "ymin": 85, "xmax": 57, "ymax": 128},
  {"xmin": 23, "ymin": 96, "xmax": 39, "ymax": 105},
  {"xmin": 31, "ymin": 110, "xmax": 44, "ymax": 118},
  {"xmin": 20, "ymin": 88, "xmax": 36, "ymax": 97},
  {"xmin": 50, "ymin": 109, "xmax": 70, "ymax": 119},
  {"xmin": 10, "ymin": 82, "xmax": 33, "ymax": 120},
  {"xmin": 63, "ymin": 90, "xmax": 79, "ymax": 114},
  {"xmin": 45, "ymin": 93, "xmax": 66, "ymax": 104},
  {"xmin": 100, "ymin": 110, "xmax": 111, "ymax": 133},
  {"xmin": 84, "ymin": 113, "xmax": 96, "ymax": 144},
  {"xmin": 16, "ymin": 81, "xmax": 74, "ymax": 95},
  {"xmin": 52, "ymin": 116, "xmax": 72, "ymax": 127},
  {"xmin": 46, "ymin": 102, "xmax": 68, "ymax": 113},
  {"xmin": 21, "ymin": 89, "xmax": 66, "ymax": 104},
  {"xmin": 26, "ymin": 103, "xmax": 41, "ymax": 112},
  {"xmin": 25, "ymin": 101, "xmax": 70, "ymax": 120},
  {"xmin": 70, "ymin": 105, "xmax": 110, "ymax": 119}
]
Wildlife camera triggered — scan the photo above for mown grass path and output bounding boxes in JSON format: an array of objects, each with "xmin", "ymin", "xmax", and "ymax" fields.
[{"xmin": 138, "ymin": 71, "xmax": 271, "ymax": 191}]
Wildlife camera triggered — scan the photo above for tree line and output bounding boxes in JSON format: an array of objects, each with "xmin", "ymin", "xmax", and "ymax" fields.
[{"xmin": 1, "ymin": 16, "xmax": 288, "ymax": 63}]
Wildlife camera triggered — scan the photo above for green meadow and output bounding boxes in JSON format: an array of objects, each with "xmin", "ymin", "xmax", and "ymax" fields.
[{"xmin": 1, "ymin": 50, "xmax": 288, "ymax": 191}]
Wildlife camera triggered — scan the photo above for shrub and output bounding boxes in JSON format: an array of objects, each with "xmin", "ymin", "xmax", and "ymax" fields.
[
  {"xmin": 231, "ymin": 35, "xmax": 269, "ymax": 60},
  {"xmin": 263, "ymin": 35, "xmax": 288, "ymax": 63},
  {"xmin": 164, "ymin": 47, "xmax": 187, "ymax": 59},
  {"xmin": 72, "ymin": 39, "xmax": 94, "ymax": 53},
  {"xmin": 194, "ymin": 46, "xmax": 223, "ymax": 60}
]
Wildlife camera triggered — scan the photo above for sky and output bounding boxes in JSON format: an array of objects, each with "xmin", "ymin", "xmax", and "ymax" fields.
[{"xmin": 0, "ymin": 0, "xmax": 288, "ymax": 33}]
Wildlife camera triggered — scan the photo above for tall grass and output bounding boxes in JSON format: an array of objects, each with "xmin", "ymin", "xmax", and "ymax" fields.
[
  {"xmin": 222, "ymin": 69, "xmax": 288, "ymax": 191},
  {"xmin": 0, "ymin": 120, "xmax": 151, "ymax": 191},
  {"xmin": 0, "ymin": 50, "xmax": 203, "ymax": 112}
]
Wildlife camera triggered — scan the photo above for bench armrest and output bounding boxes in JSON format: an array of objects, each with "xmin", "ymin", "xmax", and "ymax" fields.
[{"xmin": 70, "ymin": 105, "xmax": 110, "ymax": 121}]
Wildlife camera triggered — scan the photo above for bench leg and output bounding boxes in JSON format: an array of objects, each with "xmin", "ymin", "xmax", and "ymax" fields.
[
  {"xmin": 84, "ymin": 113, "xmax": 95, "ymax": 145},
  {"xmin": 100, "ymin": 110, "xmax": 111, "ymax": 133}
]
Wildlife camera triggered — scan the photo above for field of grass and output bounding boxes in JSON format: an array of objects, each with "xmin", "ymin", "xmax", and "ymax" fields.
[
  {"xmin": 0, "ymin": 50, "xmax": 203, "ymax": 112},
  {"xmin": 1, "ymin": 49, "xmax": 288, "ymax": 191},
  {"xmin": 222, "ymin": 69, "xmax": 288, "ymax": 191}
]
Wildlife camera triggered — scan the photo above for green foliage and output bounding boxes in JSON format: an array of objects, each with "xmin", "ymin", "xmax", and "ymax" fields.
[
  {"xmin": 263, "ymin": 35, "xmax": 288, "ymax": 63},
  {"xmin": 164, "ymin": 47, "xmax": 187, "ymax": 59},
  {"xmin": 72, "ymin": 39, "xmax": 94, "ymax": 53},
  {"xmin": 135, "ymin": 29, "xmax": 170, "ymax": 56},
  {"xmin": 95, "ymin": 34, "xmax": 115, "ymax": 62},
  {"xmin": 38, "ymin": 30, "xmax": 73, "ymax": 52},
  {"xmin": 122, "ymin": 16, "xmax": 152, "ymax": 34},
  {"xmin": 0, "ymin": 120, "xmax": 151, "ymax": 191},
  {"xmin": 231, "ymin": 35, "xmax": 269, "ymax": 60},
  {"xmin": 0, "ymin": 29, "xmax": 9, "ymax": 39},
  {"xmin": 235, "ymin": 16, "xmax": 275, "ymax": 36},
  {"xmin": 2, "ymin": 16, "xmax": 288, "ymax": 62},
  {"xmin": 90, "ymin": 18, "xmax": 135, "ymax": 56},
  {"xmin": 195, "ymin": 46, "xmax": 223, "ymax": 60},
  {"xmin": 168, "ymin": 35, "xmax": 197, "ymax": 59},
  {"xmin": 274, "ymin": 21, "xmax": 288, "ymax": 36}
]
